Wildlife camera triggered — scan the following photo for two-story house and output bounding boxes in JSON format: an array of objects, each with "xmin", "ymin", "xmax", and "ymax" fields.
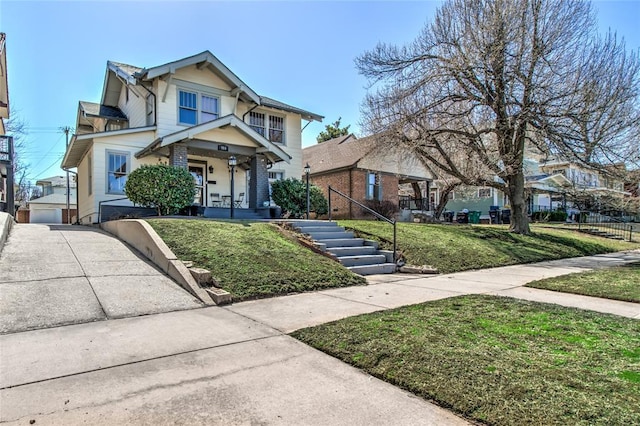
[{"xmin": 62, "ymin": 51, "xmax": 323, "ymax": 224}]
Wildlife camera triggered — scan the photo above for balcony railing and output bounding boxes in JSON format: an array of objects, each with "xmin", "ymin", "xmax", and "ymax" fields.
[{"xmin": 398, "ymin": 196, "xmax": 433, "ymax": 211}]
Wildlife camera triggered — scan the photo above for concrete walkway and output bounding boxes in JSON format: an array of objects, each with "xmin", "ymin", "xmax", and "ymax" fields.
[
  {"xmin": 0, "ymin": 224, "xmax": 202, "ymax": 334},
  {"xmin": 227, "ymin": 250, "xmax": 640, "ymax": 332},
  {"xmin": 1, "ymin": 247, "xmax": 638, "ymax": 424}
]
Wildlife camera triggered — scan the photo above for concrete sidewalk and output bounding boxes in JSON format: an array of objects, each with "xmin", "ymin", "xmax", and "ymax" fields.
[
  {"xmin": 0, "ymin": 224, "xmax": 202, "ymax": 334},
  {"xmin": 227, "ymin": 250, "xmax": 640, "ymax": 332},
  {"xmin": 1, "ymin": 249, "xmax": 638, "ymax": 424}
]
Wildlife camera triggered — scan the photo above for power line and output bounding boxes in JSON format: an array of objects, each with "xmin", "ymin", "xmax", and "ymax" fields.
[{"xmin": 30, "ymin": 153, "xmax": 65, "ymax": 180}]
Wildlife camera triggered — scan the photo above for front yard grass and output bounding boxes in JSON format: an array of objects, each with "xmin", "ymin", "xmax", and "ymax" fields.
[
  {"xmin": 147, "ymin": 219, "xmax": 365, "ymax": 301},
  {"xmin": 292, "ymin": 295, "xmax": 640, "ymax": 426},
  {"xmin": 526, "ymin": 262, "xmax": 640, "ymax": 303},
  {"xmin": 339, "ymin": 221, "xmax": 636, "ymax": 273}
]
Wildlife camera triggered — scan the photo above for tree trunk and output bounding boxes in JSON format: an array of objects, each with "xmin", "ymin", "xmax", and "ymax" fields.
[{"xmin": 507, "ymin": 171, "xmax": 530, "ymax": 234}]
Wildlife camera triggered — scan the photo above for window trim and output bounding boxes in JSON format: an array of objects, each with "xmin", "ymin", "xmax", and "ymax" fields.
[
  {"xmin": 366, "ymin": 171, "xmax": 382, "ymax": 201},
  {"xmin": 87, "ymin": 153, "xmax": 92, "ymax": 196},
  {"xmin": 177, "ymin": 88, "xmax": 220, "ymax": 126},
  {"xmin": 247, "ymin": 110, "xmax": 286, "ymax": 145},
  {"xmin": 478, "ymin": 188, "xmax": 491, "ymax": 198},
  {"xmin": 105, "ymin": 150, "xmax": 130, "ymax": 195}
]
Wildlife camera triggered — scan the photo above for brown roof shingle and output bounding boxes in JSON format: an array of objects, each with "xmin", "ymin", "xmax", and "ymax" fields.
[{"xmin": 303, "ymin": 134, "xmax": 377, "ymax": 175}]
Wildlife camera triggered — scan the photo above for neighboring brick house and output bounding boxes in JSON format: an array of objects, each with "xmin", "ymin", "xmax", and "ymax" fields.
[
  {"xmin": 302, "ymin": 134, "xmax": 433, "ymax": 219},
  {"xmin": 0, "ymin": 32, "xmax": 14, "ymax": 216}
]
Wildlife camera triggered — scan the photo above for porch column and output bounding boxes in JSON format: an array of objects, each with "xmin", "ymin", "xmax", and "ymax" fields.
[
  {"xmin": 169, "ymin": 144, "xmax": 188, "ymax": 168},
  {"xmin": 249, "ymin": 154, "xmax": 270, "ymax": 209}
]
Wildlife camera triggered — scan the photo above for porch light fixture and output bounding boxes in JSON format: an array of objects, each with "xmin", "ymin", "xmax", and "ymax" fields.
[
  {"xmin": 229, "ymin": 156, "xmax": 237, "ymax": 219},
  {"xmin": 208, "ymin": 165, "xmax": 214, "ymax": 174},
  {"xmin": 304, "ymin": 163, "xmax": 311, "ymax": 220}
]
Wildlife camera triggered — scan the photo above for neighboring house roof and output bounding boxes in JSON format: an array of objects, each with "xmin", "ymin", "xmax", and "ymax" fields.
[
  {"xmin": 303, "ymin": 134, "xmax": 375, "ymax": 174},
  {"xmin": 36, "ymin": 176, "xmax": 77, "ymax": 188},
  {"xmin": 29, "ymin": 193, "xmax": 77, "ymax": 206},
  {"xmin": 135, "ymin": 114, "xmax": 291, "ymax": 164},
  {"xmin": 79, "ymin": 101, "xmax": 128, "ymax": 121}
]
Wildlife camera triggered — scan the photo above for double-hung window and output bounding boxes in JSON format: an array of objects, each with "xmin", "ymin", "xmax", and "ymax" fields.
[
  {"xmin": 248, "ymin": 111, "xmax": 285, "ymax": 144},
  {"xmin": 178, "ymin": 90, "xmax": 219, "ymax": 126},
  {"xmin": 269, "ymin": 115, "xmax": 284, "ymax": 143},
  {"xmin": 249, "ymin": 111, "xmax": 266, "ymax": 137},
  {"xmin": 201, "ymin": 95, "xmax": 219, "ymax": 123},
  {"xmin": 107, "ymin": 151, "xmax": 129, "ymax": 194},
  {"xmin": 366, "ymin": 172, "xmax": 381, "ymax": 200},
  {"xmin": 178, "ymin": 90, "xmax": 197, "ymax": 125}
]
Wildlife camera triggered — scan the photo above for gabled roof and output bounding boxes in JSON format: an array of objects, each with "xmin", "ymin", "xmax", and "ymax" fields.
[
  {"xmin": 135, "ymin": 114, "xmax": 291, "ymax": 164},
  {"xmin": 102, "ymin": 52, "xmax": 323, "ymax": 122},
  {"xmin": 135, "ymin": 51, "xmax": 260, "ymax": 105},
  {"xmin": 79, "ymin": 101, "xmax": 128, "ymax": 121},
  {"xmin": 260, "ymin": 96, "xmax": 323, "ymax": 122},
  {"xmin": 303, "ymin": 134, "xmax": 376, "ymax": 174}
]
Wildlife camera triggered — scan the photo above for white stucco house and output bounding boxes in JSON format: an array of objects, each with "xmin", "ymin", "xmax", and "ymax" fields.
[{"xmin": 62, "ymin": 51, "xmax": 323, "ymax": 223}]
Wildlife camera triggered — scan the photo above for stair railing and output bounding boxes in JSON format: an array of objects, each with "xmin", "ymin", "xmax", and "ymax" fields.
[
  {"xmin": 576, "ymin": 212, "xmax": 634, "ymax": 242},
  {"xmin": 328, "ymin": 186, "xmax": 397, "ymax": 263}
]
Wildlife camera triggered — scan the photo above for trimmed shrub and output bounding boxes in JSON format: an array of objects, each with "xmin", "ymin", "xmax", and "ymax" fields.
[
  {"xmin": 125, "ymin": 164, "xmax": 196, "ymax": 216},
  {"xmin": 531, "ymin": 211, "xmax": 568, "ymax": 222},
  {"xmin": 271, "ymin": 178, "xmax": 328, "ymax": 218}
]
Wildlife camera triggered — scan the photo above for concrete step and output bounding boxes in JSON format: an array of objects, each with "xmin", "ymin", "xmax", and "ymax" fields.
[
  {"xmin": 308, "ymin": 231, "xmax": 354, "ymax": 240},
  {"xmin": 298, "ymin": 226, "xmax": 345, "ymax": 234},
  {"xmin": 347, "ymin": 263, "xmax": 397, "ymax": 275},
  {"xmin": 327, "ymin": 246, "xmax": 377, "ymax": 257},
  {"xmin": 287, "ymin": 220, "xmax": 338, "ymax": 228},
  {"xmin": 318, "ymin": 238, "xmax": 365, "ymax": 248},
  {"xmin": 338, "ymin": 254, "xmax": 387, "ymax": 267}
]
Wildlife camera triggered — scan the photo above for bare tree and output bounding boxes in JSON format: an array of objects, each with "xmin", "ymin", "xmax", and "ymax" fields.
[
  {"xmin": 356, "ymin": 0, "xmax": 640, "ymax": 234},
  {"xmin": 4, "ymin": 115, "xmax": 33, "ymax": 207}
]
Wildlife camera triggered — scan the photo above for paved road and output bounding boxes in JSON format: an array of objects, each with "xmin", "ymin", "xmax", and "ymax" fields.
[{"xmin": 0, "ymin": 224, "xmax": 202, "ymax": 334}]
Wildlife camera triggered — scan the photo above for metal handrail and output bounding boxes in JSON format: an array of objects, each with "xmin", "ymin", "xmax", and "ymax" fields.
[
  {"xmin": 328, "ymin": 185, "xmax": 397, "ymax": 262},
  {"xmin": 98, "ymin": 197, "xmax": 129, "ymax": 224},
  {"xmin": 576, "ymin": 213, "xmax": 634, "ymax": 242}
]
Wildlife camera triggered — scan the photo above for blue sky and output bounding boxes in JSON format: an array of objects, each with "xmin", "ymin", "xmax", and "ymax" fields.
[{"xmin": 1, "ymin": 0, "xmax": 639, "ymax": 183}]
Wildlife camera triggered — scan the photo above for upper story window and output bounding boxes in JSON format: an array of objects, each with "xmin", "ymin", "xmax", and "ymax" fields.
[
  {"xmin": 269, "ymin": 116, "xmax": 284, "ymax": 143},
  {"xmin": 178, "ymin": 89, "xmax": 219, "ymax": 126},
  {"xmin": 201, "ymin": 95, "xmax": 219, "ymax": 123},
  {"xmin": 249, "ymin": 111, "xmax": 286, "ymax": 144},
  {"xmin": 249, "ymin": 111, "xmax": 266, "ymax": 137},
  {"xmin": 179, "ymin": 90, "xmax": 197, "ymax": 125},
  {"xmin": 107, "ymin": 151, "xmax": 129, "ymax": 194}
]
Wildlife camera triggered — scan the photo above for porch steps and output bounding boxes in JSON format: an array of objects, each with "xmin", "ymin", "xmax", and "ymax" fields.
[
  {"xmin": 288, "ymin": 220, "xmax": 396, "ymax": 276},
  {"xmin": 203, "ymin": 207, "xmax": 264, "ymax": 220}
]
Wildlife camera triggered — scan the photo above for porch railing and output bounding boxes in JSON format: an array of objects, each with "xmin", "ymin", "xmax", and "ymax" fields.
[
  {"xmin": 399, "ymin": 196, "xmax": 432, "ymax": 211},
  {"xmin": 328, "ymin": 186, "xmax": 397, "ymax": 263}
]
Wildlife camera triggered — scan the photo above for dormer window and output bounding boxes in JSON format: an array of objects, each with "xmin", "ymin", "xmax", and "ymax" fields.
[{"xmin": 178, "ymin": 89, "xmax": 219, "ymax": 126}]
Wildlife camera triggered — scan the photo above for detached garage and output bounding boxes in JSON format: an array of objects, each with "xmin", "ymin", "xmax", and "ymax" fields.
[{"xmin": 29, "ymin": 193, "xmax": 77, "ymax": 224}]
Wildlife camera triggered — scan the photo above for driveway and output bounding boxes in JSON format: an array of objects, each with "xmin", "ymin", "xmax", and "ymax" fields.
[{"xmin": 0, "ymin": 224, "xmax": 202, "ymax": 334}]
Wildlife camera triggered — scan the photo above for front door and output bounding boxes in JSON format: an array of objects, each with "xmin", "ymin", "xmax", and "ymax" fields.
[{"xmin": 189, "ymin": 165, "xmax": 204, "ymax": 205}]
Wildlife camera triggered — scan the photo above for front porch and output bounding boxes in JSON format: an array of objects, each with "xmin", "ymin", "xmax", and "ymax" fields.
[{"xmin": 135, "ymin": 114, "xmax": 291, "ymax": 213}]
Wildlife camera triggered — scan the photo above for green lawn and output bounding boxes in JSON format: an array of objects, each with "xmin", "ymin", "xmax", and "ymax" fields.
[
  {"xmin": 527, "ymin": 262, "xmax": 640, "ymax": 303},
  {"xmin": 147, "ymin": 219, "xmax": 365, "ymax": 301},
  {"xmin": 339, "ymin": 221, "xmax": 636, "ymax": 273},
  {"xmin": 292, "ymin": 295, "xmax": 640, "ymax": 426}
]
